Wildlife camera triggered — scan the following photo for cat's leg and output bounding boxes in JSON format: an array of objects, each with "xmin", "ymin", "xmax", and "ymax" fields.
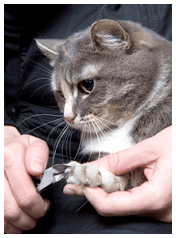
[
  {"xmin": 65, "ymin": 161, "xmax": 129, "ymax": 193},
  {"xmin": 129, "ymin": 167, "xmax": 146, "ymax": 188}
]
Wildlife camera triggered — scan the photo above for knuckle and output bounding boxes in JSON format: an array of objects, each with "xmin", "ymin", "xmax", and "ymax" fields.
[
  {"xmin": 94, "ymin": 196, "xmax": 114, "ymax": 217},
  {"xmin": 95, "ymin": 201, "xmax": 109, "ymax": 217},
  {"xmin": 97, "ymin": 207, "xmax": 108, "ymax": 217},
  {"xmin": 4, "ymin": 203, "xmax": 38, "ymax": 231},
  {"xmin": 23, "ymin": 219, "xmax": 38, "ymax": 231},
  {"xmin": 4, "ymin": 219, "xmax": 23, "ymax": 234},
  {"xmin": 4, "ymin": 219, "xmax": 9, "ymax": 232},
  {"xmin": 4, "ymin": 142, "xmax": 24, "ymax": 168},
  {"xmin": 18, "ymin": 191, "xmax": 36, "ymax": 210},
  {"xmin": 28, "ymin": 138, "xmax": 49, "ymax": 161},
  {"xmin": 4, "ymin": 206, "xmax": 21, "ymax": 223},
  {"xmin": 30, "ymin": 137, "xmax": 48, "ymax": 150},
  {"xmin": 18, "ymin": 192, "xmax": 47, "ymax": 219}
]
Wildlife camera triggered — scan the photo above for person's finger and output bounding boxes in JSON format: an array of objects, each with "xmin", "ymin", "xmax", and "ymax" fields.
[
  {"xmin": 88, "ymin": 136, "xmax": 157, "ymax": 176},
  {"xmin": 24, "ymin": 135, "xmax": 49, "ymax": 176},
  {"xmin": 89, "ymin": 126, "xmax": 172, "ymax": 176},
  {"xmin": 4, "ymin": 219, "xmax": 23, "ymax": 234},
  {"xmin": 4, "ymin": 174, "xmax": 38, "ymax": 231},
  {"xmin": 76, "ymin": 182, "xmax": 157, "ymax": 217},
  {"xmin": 64, "ymin": 181, "xmax": 171, "ymax": 222},
  {"xmin": 4, "ymin": 139, "xmax": 50, "ymax": 219},
  {"xmin": 64, "ymin": 184, "xmax": 86, "ymax": 197}
]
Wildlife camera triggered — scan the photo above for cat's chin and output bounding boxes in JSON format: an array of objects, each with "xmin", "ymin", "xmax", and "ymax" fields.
[
  {"xmin": 66, "ymin": 122, "xmax": 79, "ymax": 130},
  {"xmin": 66, "ymin": 121, "xmax": 91, "ymax": 131},
  {"xmin": 67, "ymin": 123, "xmax": 112, "ymax": 137}
]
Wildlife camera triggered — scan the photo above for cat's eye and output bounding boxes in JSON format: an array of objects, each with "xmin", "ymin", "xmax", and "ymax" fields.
[{"xmin": 79, "ymin": 78, "xmax": 94, "ymax": 94}]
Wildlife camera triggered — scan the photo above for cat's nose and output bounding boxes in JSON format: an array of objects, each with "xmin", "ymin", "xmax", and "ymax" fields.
[{"xmin": 65, "ymin": 116, "xmax": 75, "ymax": 124}]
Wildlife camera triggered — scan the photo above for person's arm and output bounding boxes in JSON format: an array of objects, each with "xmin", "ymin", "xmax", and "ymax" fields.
[
  {"xmin": 64, "ymin": 126, "xmax": 172, "ymax": 223},
  {"xmin": 4, "ymin": 125, "xmax": 51, "ymax": 234}
]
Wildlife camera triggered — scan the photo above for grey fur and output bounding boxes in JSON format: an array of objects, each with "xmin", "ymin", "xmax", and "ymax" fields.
[{"xmin": 36, "ymin": 20, "xmax": 172, "ymax": 191}]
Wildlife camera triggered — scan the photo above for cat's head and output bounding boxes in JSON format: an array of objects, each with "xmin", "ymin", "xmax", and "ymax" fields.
[{"xmin": 36, "ymin": 19, "xmax": 158, "ymax": 132}]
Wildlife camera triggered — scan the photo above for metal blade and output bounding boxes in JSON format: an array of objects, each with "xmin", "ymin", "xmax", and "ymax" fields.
[{"xmin": 36, "ymin": 166, "xmax": 54, "ymax": 193}]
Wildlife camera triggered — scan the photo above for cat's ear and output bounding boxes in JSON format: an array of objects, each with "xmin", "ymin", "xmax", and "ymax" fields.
[
  {"xmin": 91, "ymin": 20, "xmax": 131, "ymax": 50},
  {"xmin": 35, "ymin": 39, "xmax": 65, "ymax": 60}
]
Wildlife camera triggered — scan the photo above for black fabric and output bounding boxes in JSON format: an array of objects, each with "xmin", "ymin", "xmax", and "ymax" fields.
[{"xmin": 4, "ymin": 4, "xmax": 172, "ymax": 234}]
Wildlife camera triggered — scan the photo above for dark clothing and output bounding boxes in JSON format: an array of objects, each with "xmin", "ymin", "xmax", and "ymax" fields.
[{"xmin": 4, "ymin": 4, "xmax": 172, "ymax": 234}]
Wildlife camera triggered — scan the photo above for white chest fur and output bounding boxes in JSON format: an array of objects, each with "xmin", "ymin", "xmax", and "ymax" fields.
[{"xmin": 81, "ymin": 121, "xmax": 134, "ymax": 156}]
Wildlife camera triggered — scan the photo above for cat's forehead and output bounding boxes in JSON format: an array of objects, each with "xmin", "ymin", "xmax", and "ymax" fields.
[
  {"xmin": 58, "ymin": 43, "xmax": 102, "ymax": 83},
  {"xmin": 60, "ymin": 29, "xmax": 91, "ymax": 58},
  {"xmin": 80, "ymin": 64, "xmax": 101, "ymax": 79}
]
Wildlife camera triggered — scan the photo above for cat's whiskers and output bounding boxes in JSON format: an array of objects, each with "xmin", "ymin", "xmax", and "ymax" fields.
[
  {"xmin": 94, "ymin": 117, "xmax": 135, "ymax": 174},
  {"xmin": 60, "ymin": 126, "xmax": 73, "ymax": 163},
  {"xmin": 93, "ymin": 120, "xmax": 110, "ymax": 147},
  {"xmin": 25, "ymin": 58, "xmax": 54, "ymax": 100},
  {"xmin": 94, "ymin": 118, "xmax": 112, "ymax": 140},
  {"xmin": 79, "ymin": 124, "xmax": 89, "ymax": 162},
  {"xmin": 68, "ymin": 128, "xmax": 75, "ymax": 162},
  {"xmin": 83, "ymin": 122, "xmax": 95, "ymax": 162},
  {"xmin": 71, "ymin": 126, "xmax": 82, "ymax": 162},
  {"xmin": 52, "ymin": 124, "xmax": 70, "ymax": 164},
  {"xmin": 87, "ymin": 122, "xmax": 93, "ymax": 162},
  {"xmin": 94, "ymin": 115, "xmax": 118, "ymax": 129},
  {"xmin": 17, "ymin": 113, "xmax": 63, "ymax": 127},
  {"xmin": 26, "ymin": 58, "xmax": 52, "ymax": 76},
  {"xmin": 94, "ymin": 115, "xmax": 149, "ymax": 170},
  {"xmin": 91, "ymin": 121, "xmax": 101, "ymax": 160},
  {"xmin": 85, "ymin": 122, "xmax": 94, "ymax": 162},
  {"xmin": 30, "ymin": 82, "xmax": 52, "ymax": 99},
  {"xmin": 24, "ymin": 117, "xmax": 70, "ymax": 163},
  {"xmin": 44, "ymin": 117, "xmax": 64, "ymax": 132},
  {"xmin": 46, "ymin": 118, "xmax": 65, "ymax": 142},
  {"xmin": 25, "ymin": 77, "xmax": 51, "ymax": 86},
  {"xmin": 24, "ymin": 118, "xmax": 62, "ymax": 135},
  {"xmin": 18, "ymin": 113, "xmax": 71, "ymax": 162}
]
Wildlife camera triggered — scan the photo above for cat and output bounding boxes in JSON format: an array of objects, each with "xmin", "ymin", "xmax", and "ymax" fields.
[{"xmin": 36, "ymin": 19, "xmax": 172, "ymax": 193}]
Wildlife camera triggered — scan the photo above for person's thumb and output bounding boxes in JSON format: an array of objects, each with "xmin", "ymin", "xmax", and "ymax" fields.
[{"xmin": 25, "ymin": 136, "xmax": 49, "ymax": 176}]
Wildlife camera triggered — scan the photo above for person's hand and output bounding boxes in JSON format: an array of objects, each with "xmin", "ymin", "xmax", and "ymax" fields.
[
  {"xmin": 64, "ymin": 126, "xmax": 172, "ymax": 223},
  {"xmin": 4, "ymin": 125, "xmax": 51, "ymax": 234}
]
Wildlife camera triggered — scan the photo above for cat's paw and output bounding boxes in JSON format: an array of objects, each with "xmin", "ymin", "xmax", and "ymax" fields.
[
  {"xmin": 65, "ymin": 161, "xmax": 128, "ymax": 193},
  {"xmin": 65, "ymin": 161, "xmax": 101, "ymax": 187}
]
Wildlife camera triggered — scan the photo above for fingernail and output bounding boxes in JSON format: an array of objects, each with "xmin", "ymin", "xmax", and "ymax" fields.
[
  {"xmin": 30, "ymin": 158, "xmax": 44, "ymax": 173},
  {"xmin": 84, "ymin": 187, "xmax": 92, "ymax": 201},
  {"xmin": 45, "ymin": 200, "xmax": 51, "ymax": 212},
  {"xmin": 63, "ymin": 188, "xmax": 76, "ymax": 196}
]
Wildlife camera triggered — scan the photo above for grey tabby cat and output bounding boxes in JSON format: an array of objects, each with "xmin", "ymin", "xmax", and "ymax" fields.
[{"xmin": 36, "ymin": 19, "xmax": 172, "ymax": 193}]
